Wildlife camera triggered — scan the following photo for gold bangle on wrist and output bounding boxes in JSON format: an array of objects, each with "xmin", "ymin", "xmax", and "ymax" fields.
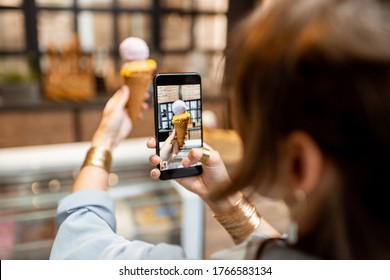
[
  {"xmin": 213, "ymin": 194, "xmax": 261, "ymax": 244},
  {"xmin": 81, "ymin": 147, "xmax": 112, "ymax": 173}
]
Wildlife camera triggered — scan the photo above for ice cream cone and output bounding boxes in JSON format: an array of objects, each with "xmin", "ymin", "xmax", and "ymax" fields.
[
  {"xmin": 120, "ymin": 59, "xmax": 156, "ymax": 122},
  {"xmin": 123, "ymin": 71, "xmax": 153, "ymax": 122},
  {"xmin": 172, "ymin": 112, "xmax": 191, "ymax": 149}
]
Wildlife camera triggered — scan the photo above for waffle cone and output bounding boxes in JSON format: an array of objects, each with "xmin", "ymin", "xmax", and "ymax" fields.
[
  {"xmin": 123, "ymin": 71, "xmax": 153, "ymax": 122},
  {"xmin": 174, "ymin": 118, "xmax": 190, "ymax": 149}
]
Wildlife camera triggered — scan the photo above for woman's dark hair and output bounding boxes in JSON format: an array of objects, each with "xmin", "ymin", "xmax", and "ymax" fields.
[{"xmin": 224, "ymin": 0, "xmax": 390, "ymax": 259}]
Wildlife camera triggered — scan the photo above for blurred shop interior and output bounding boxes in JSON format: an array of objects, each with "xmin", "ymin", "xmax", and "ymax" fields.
[{"xmin": 0, "ymin": 0, "xmax": 289, "ymax": 260}]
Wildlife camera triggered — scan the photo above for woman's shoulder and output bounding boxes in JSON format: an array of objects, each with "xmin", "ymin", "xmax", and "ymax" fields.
[
  {"xmin": 246, "ymin": 237, "xmax": 317, "ymax": 260},
  {"xmin": 210, "ymin": 234, "xmax": 317, "ymax": 260}
]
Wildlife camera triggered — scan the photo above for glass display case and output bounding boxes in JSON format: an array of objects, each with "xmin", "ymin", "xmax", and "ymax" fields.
[{"xmin": 0, "ymin": 138, "xmax": 204, "ymax": 259}]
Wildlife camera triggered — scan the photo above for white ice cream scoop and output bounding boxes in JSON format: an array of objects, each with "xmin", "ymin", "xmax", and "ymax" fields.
[
  {"xmin": 172, "ymin": 100, "xmax": 187, "ymax": 114},
  {"xmin": 119, "ymin": 37, "xmax": 150, "ymax": 61}
]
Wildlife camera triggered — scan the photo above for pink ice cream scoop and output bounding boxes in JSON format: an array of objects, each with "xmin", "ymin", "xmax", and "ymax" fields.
[
  {"xmin": 119, "ymin": 37, "xmax": 150, "ymax": 61},
  {"xmin": 172, "ymin": 100, "xmax": 187, "ymax": 115}
]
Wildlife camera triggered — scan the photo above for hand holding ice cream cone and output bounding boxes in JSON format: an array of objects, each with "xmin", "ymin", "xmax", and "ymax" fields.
[
  {"xmin": 119, "ymin": 37, "xmax": 157, "ymax": 122},
  {"xmin": 171, "ymin": 100, "xmax": 190, "ymax": 150}
]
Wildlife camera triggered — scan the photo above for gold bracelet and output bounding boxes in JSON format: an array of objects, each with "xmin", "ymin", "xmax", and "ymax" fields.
[
  {"xmin": 213, "ymin": 194, "xmax": 261, "ymax": 244},
  {"xmin": 81, "ymin": 147, "xmax": 112, "ymax": 173}
]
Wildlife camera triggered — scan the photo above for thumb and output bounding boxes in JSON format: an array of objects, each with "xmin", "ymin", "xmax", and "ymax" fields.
[
  {"xmin": 182, "ymin": 147, "xmax": 217, "ymax": 167},
  {"xmin": 118, "ymin": 85, "xmax": 130, "ymax": 108},
  {"xmin": 104, "ymin": 85, "xmax": 130, "ymax": 112},
  {"xmin": 182, "ymin": 148, "xmax": 202, "ymax": 167}
]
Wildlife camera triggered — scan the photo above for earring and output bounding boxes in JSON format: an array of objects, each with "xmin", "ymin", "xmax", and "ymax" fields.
[
  {"xmin": 283, "ymin": 189, "xmax": 307, "ymax": 245},
  {"xmin": 287, "ymin": 220, "xmax": 298, "ymax": 245}
]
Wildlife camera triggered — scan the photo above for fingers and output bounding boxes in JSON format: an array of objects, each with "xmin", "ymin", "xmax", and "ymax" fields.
[
  {"xmin": 182, "ymin": 143, "xmax": 216, "ymax": 167},
  {"xmin": 141, "ymin": 102, "xmax": 149, "ymax": 111},
  {"xmin": 150, "ymin": 168, "xmax": 160, "ymax": 180},
  {"xmin": 182, "ymin": 148, "xmax": 203, "ymax": 167},
  {"xmin": 147, "ymin": 137, "xmax": 161, "ymax": 180},
  {"xmin": 136, "ymin": 92, "xmax": 150, "ymax": 119},
  {"xmin": 149, "ymin": 154, "xmax": 161, "ymax": 165},
  {"xmin": 147, "ymin": 138, "xmax": 161, "ymax": 164},
  {"xmin": 171, "ymin": 138, "xmax": 179, "ymax": 154},
  {"xmin": 119, "ymin": 85, "xmax": 130, "ymax": 107},
  {"xmin": 146, "ymin": 137, "xmax": 156, "ymax": 149},
  {"xmin": 138, "ymin": 111, "xmax": 144, "ymax": 119},
  {"xmin": 203, "ymin": 142, "xmax": 213, "ymax": 151},
  {"xmin": 144, "ymin": 91, "xmax": 150, "ymax": 101},
  {"xmin": 166, "ymin": 130, "xmax": 176, "ymax": 142},
  {"xmin": 104, "ymin": 86, "xmax": 129, "ymax": 113},
  {"xmin": 137, "ymin": 103, "xmax": 149, "ymax": 119}
]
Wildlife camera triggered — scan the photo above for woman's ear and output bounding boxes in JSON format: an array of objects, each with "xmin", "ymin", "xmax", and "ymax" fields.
[{"xmin": 284, "ymin": 131, "xmax": 324, "ymax": 194}]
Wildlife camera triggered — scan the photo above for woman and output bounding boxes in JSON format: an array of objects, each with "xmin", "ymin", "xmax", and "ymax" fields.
[{"xmin": 50, "ymin": 0, "xmax": 390, "ymax": 259}]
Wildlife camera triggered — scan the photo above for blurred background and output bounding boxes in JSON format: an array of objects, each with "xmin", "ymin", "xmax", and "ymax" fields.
[{"xmin": 0, "ymin": 0, "xmax": 289, "ymax": 260}]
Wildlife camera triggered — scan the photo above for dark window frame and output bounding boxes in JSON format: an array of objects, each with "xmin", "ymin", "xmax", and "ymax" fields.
[{"xmin": 0, "ymin": 0, "xmax": 233, "ymax": 87}]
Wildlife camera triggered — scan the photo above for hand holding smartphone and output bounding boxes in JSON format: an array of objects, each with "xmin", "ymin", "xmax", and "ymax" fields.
[{"xmin": 153, "ymin": 73, "xmax": 203, "ymax": 180}]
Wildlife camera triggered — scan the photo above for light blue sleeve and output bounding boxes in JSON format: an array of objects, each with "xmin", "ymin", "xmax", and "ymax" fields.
[{"xmin": 50, "ymin": 189, "xmax": 187, "ymax": 260}]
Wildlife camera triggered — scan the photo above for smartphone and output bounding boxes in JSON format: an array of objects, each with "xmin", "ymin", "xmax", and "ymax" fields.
[{"xmin": 153, "ymin": 72, "xmax": 203, "ymax": 180}]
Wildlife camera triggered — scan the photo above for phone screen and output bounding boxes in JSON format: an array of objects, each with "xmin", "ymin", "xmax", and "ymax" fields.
[{"xmin": 153, "ymin": 73, "xmax": 203, "ymax": 180}]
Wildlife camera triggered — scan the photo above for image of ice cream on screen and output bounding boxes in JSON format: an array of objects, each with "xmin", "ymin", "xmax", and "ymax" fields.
[{"xmin": 157, "ymin": 84, "xmax": 202, "ymax": 170}]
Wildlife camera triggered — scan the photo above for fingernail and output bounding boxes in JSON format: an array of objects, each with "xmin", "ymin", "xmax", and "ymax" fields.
[
  {"xmin": 122, "ymin": 85, "xmax": 129, "ymax": 94},
  {"xmin": 182, "ymin": 158, "xmax": 189, "ymax": 167}
]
